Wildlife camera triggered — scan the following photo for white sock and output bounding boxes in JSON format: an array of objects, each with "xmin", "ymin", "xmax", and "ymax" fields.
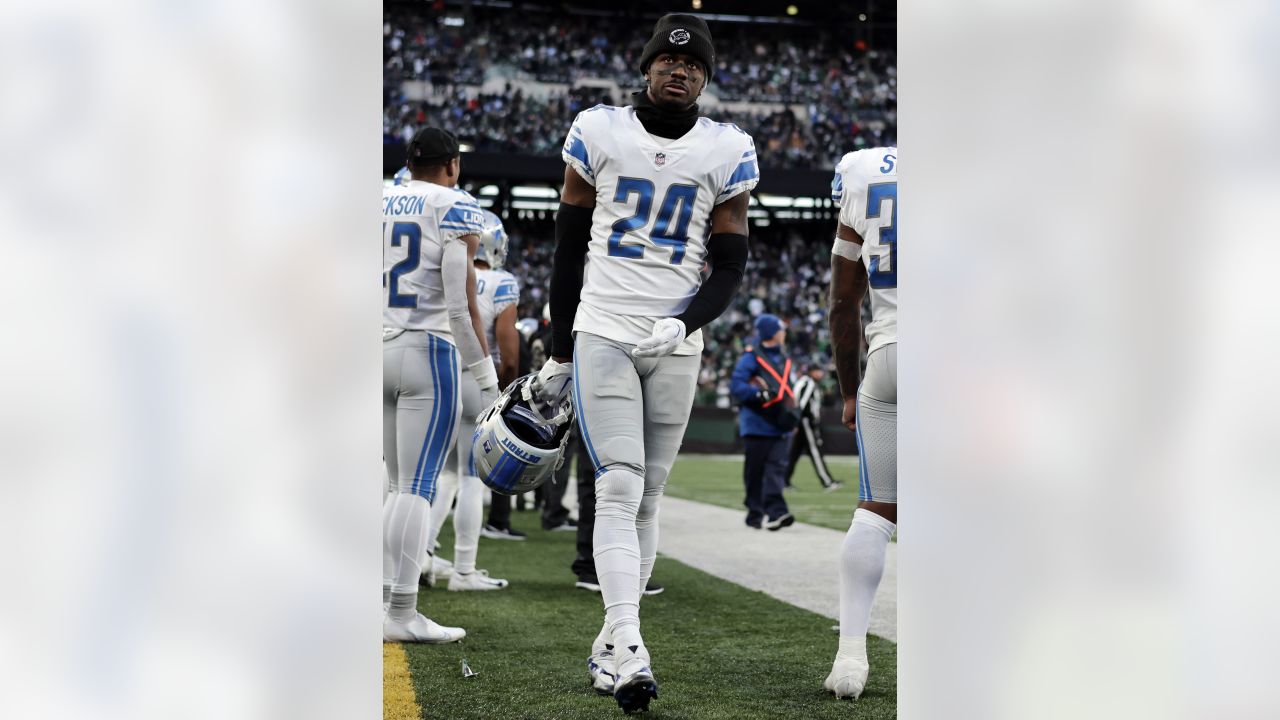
[
  {"xmin": 384, "ymin": 492, "xmax": 433, "ymax": 621},
  {"xmin": 453, "ymin": 474, "xmax": 484, "ymax": 574},
  {"xmin": 636, "ymin": 490, "xmax": 662, "ymax": 592},
  {"xmin": 593, "ymin": 467, "xmax": 644, "ymax": 650},
  {"xmin": 836, "ymin": 635, "xmax": 868, "ymax": 662},
  {"xmin": 423, "ymin": 471, "xmax": 459, "ymax": 565},
  {"xmin": 382, "ymin": 492, "xmax": 396, "ymax": 602},
  {"xmin": 592, "ymin": 620, "xmax": 613, "ymax": 654},
  {"xmin": 839, "ymin": 508, "xmax": 895, "ymax": 651}
]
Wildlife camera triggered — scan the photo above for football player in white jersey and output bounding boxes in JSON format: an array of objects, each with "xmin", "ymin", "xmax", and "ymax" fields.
[
  {"xmin": 421, "ymin": 210, "xmax": 519, "ymax": 592},
  {"xmin": 382, "ymin": 127, "xmax": 500, "ymax": 643},
  {"xmin": 531, "ymin": 14, "xmax": 757, "ymax": 714},
  {"xmin": 825, "ymin": 147, "xmax": 898, "ymax": 698}
]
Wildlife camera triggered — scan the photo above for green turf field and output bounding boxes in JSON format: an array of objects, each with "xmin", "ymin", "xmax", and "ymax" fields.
[
  {"xmin": 406, "ymin": 493, "xmax": 896, "ymax": 719},
  {"xmin": 664, "ymin": 455, "xmax": 861, "ymax": 532}
]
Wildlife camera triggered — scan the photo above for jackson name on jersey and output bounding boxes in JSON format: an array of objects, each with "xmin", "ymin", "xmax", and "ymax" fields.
[
  {"xmin": 382, "ymin": 180, "xmax": 485, "ymax": 339},
  {"xmin": 832, "ymin": 147, "xmax": 897, "ymax": 353},
  {"xmin": 562, "ymin": 104, "xmax": 760, "ymax": 355}
]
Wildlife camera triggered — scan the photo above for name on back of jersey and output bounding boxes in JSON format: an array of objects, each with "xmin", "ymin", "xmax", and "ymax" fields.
[{"xmin": 383, "ymin": 194, "xmax": 427, "ymax": 217}]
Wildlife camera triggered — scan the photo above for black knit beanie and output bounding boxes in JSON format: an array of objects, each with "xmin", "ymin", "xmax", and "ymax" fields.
[{"xmin": 639, "ymin": 14, "xmax": 714, "ymax": 76}]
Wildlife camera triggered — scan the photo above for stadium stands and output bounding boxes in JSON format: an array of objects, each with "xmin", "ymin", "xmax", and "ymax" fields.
[{"xmin": 384, "ymin": 5, "xmax": 896, "ymax": 168}]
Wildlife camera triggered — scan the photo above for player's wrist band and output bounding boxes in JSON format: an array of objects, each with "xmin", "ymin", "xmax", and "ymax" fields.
[{"xmin": 832, "ymin": 237, "xmax": 862, "ymax": 262}]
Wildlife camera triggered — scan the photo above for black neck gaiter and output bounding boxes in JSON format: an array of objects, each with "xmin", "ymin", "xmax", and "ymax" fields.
[{"xmin": 630, "ymin": 90, "xmax": 699, "ymax": 140}]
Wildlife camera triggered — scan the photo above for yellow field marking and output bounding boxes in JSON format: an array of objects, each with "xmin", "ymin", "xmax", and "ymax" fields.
[{"xmin": 384, "ymin": 643, "xmax": 422, "ymax": 720}]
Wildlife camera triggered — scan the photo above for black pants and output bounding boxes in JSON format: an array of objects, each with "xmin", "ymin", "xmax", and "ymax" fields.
[
  {"xmin": 487, "ymin": 489, "xmax": 511, "ymax": 529},
  {"xmin": 743, "ymin": 434, "xmax": 792, "ymax": 523},
  {"xmin": 569, "ymin": 429, "xmax": 598, "ymax": 580},
  {"xmin": 784, "ymin": 416, "xmax": 838, "ymax": 488},
  {"xmin": 541, "ymin": 430, "xmax": 575, "ymax": 529}
]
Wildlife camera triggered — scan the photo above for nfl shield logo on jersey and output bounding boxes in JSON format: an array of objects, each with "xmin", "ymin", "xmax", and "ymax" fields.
[{"xmin": 655, "ymin": 152, "xmax": 666, "ymax": 167}]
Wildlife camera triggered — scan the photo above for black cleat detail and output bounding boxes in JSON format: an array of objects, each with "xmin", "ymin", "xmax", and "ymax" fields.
[
  {"xmin": 606, "ymin": 644, "xmax": 614, "ymax": 650},
  {"xmin": 628, "ymin": 645, "xmax": 638, "ymax": 653},
  {"xmin": 614, "ymin": 678, "xmax": 658, "ymax": 714}
]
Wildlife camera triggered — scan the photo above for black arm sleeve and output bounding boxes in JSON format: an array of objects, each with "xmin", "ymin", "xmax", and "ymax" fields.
[
  {"xmin": 674, "ymin": 232, "xmax": 749, "ymax": 333},
  {"xmin": 550, "ymin": 202, "xmax": 594, "ymax": 358}
]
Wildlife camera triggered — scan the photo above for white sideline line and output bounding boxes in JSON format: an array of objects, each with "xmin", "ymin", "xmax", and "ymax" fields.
[{"xmin": 658, "ymin": 496, "xmax": 897, "ymax": 642}]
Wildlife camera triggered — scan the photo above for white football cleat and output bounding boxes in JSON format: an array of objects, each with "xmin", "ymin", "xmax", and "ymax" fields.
[
  {"xmin": 383, "ymin": 612, "xmax": 466, "ymax": 644},
  {"xmin": 424, "ymin": 555, "xmax": 454, "ymax": 587},
  {"xmin": 447, "ymin": 569, "xmax": 509, "ymax": 591},
  {"xmin": 612, "ymin": 642, "xmax": 657, "ymax": 714},
  {"xmin": 586, "ymin": 626, "xmax": 617, "ymax": 695},
  {"xmin": 823, "ymin": 656, "xmax": 870, "ymax": 699}
]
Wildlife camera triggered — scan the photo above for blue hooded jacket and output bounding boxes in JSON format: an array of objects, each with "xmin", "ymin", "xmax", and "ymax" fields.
[{"xmin": 731, "ymin": 342, "xmax": 793, "ymax": 438}]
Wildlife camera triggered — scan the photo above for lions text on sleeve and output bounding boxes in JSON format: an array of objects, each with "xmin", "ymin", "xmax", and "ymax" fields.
[
  {"xmin": 382, "ymin": 180, "xmax": 485, "ymax": 340},
  {"xmin": 833, "ymin": 147, "xmax": 897, "ymax": 352},
  {"xmin": 561, "ymin": 105, "xmax": 759, "ymax": 355}
]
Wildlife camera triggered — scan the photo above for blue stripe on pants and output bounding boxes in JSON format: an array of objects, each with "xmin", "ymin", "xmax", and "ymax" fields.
[
  {"xmin": 571, "ymin": 343, "xmax": 602, "ymax": 470},
  {"xmin": 412, "ymin": 335, "xmax": 459, "ymax": 503},
  {"xmin": 428, "ymin": 344, "xmax": 460, "ymax": 502},
  {"xmin": 855, "ymin": 401, "xmax": 871, "ymax": 501},
  {"xmin": 411, "ymin": 334, "xmax": 443, "ymax": 498}
]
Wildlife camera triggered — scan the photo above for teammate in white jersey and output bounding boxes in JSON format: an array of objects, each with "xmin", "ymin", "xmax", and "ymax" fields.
[
  {"xmin": 532, "ymin": 14, "xmax": 757, "ymax": 714},
  {"xmin": 472, "ymin": 212, "xmax": 522, "ymax": 386},
  {"xmin": 421, "ymin": 210, "xmax": 520, "ymax": 592},
  {"xmin": 382, "ymin": 127, "xmax": 499, "ymax": 643},
  {"xmin": 825, "ymin": 147, "xmax": 898, "ymax": 698}
]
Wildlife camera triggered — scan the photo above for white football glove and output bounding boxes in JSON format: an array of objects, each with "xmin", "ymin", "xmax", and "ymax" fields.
[
  {"xmin": 632, "ymin": 318, "xmax": 687, "ymax": 358},
  {"xmin": 530, "ymin": 358, "xmax": 573, "ymax": 405}
]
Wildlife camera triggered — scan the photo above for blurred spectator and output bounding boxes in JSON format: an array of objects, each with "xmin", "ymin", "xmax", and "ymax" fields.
[{"xmin": 785, "ymin": 368, "xmax": 841, "ymax": 490}]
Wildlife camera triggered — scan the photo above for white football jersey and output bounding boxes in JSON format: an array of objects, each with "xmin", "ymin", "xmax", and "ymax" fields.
[
  {"xmin": 382, "ymin": 180, "xmax": 485, "ymax": 339},
  {"xmin": 475, "ymin": 267, "xmax": 520, "ymax": 365},
  {"xmin": 562, "ymin": 105, "xmax": 759, "ymax": 355},
  {"xmin": 833, "ymin": 147, "xmax": 897, "ymax": 353}
]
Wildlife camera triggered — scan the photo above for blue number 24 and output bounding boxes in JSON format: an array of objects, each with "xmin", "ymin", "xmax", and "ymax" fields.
[{"xmin": 607, "ymin": 177, "xmax": 698, "ymax": 264}]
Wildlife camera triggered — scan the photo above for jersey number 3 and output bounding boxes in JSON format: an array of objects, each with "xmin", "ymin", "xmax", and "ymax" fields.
[
  {"xmin": 386, "ymin": 221, "xmax": 421, "ymax": 308},
  {"xmin": 608, "ymin": 177, "xmax": 698, "ymax": 264},
  {"xmin": 866, "ymin": 182, "xmax": 897, "ymax": 289}
]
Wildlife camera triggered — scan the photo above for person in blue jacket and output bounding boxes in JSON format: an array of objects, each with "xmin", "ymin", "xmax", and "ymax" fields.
[{"xmin": 731, "ymin": 314, "xmax": 799, "ymax": 530}]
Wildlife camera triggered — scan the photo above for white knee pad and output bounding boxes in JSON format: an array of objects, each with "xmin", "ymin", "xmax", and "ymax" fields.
[
  {"xmin": 595, "ymin": 465, "xmax": 645, "ymax": 521},
  {"xmin": 636, "ymin": 489, "xmax": 662, "ymax": 528}
]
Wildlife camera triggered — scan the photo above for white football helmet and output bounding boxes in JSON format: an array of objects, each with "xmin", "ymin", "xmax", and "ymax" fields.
[
  {"xmin": 472, "ymin": 374, "xmax": 575, "ymax": 495},
  {"xmin": 474, "ymin": 210, "xmax": 509, "ymax": 269},
  {"xmin": 392, "ymin": 166, "xmax": 412, "ymax": 186}
]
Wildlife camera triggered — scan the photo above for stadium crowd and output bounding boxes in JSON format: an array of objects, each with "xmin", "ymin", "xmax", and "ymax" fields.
[{"xmin": 383, "ymin": 8, "xmax": 896, "ymax": 169}]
